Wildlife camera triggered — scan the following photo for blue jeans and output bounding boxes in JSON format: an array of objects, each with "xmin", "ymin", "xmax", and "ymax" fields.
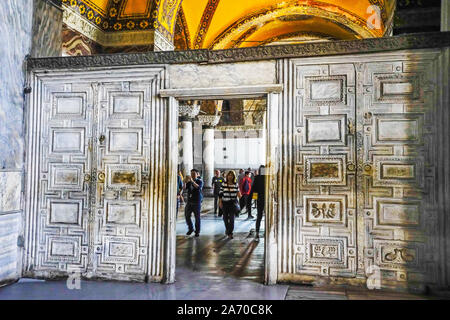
[{"xmin": 185, "ymin": 202, "xmax": 201, "ymax": 234}]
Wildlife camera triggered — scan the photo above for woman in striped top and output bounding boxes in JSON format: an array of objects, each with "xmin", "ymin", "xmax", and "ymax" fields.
[{"xmin": 219, "ymin": 170, "xmax": 242, "ymax": 239}]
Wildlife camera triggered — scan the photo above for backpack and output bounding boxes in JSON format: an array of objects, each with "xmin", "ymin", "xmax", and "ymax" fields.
[{"xmin": 242, "ymin": 178, "xmax": 251, "ymax": 194}]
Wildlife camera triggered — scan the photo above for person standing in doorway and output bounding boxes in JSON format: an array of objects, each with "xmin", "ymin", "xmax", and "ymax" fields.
[
  {"xmin": 211, "ymin": 169, "xmax": 224, "ymax": 217},
  {"xmin": 239, "ymin": 171, "xmax": 254, "ymax": 219},
  {"xmin": 219, "ymin": 171, "xmax": 241, "ymax": 239},
  {"xmin": 248, "ymin": 167, "xmax": 255, "ymax": 181},
  {"xmin": 184, "ymin": 169, "xmax": 203, "ymax": 237},
  {"xmin": 238, "ymin": 169, "xmax": 245, "ymax": 185},
  {"xmin": 250, "ymin": 165, "xmax": 266, "ymax": 241},
  {"xmin": 177, "ymin": 170, "xmax": 184, "ymax": 217}
]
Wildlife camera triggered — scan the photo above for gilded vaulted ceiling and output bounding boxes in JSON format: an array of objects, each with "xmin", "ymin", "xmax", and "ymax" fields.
[
  {"xmin": 179, "ymin": 0, "xmax": 396, "ymax": 49},
  {"xmin": 62, "ymin": 0, "xmax": 396, "ymax": 50},
  {"xmin": 62, "ymin": 0, "xmax": 181, "ymax": 47}
]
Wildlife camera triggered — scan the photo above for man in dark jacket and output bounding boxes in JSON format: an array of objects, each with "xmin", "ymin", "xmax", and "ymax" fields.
[
  {"xmin": 249, "ymin": 165, "xmax": 266, "ymax": 241},
  {"xmin": 211, "ymin": 169, "xmax": 224, "ymax": 217},
  {"xmin": 176, "ymin": 173, "xmax": 184, "ymax": 217},
  {"xmin": 184, "ymin": 169, "xmax": 203, "ymax": 237}
]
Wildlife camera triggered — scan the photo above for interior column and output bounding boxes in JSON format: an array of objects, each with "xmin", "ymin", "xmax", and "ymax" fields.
[
  {"xmin": 178, "ymin": 101, "xmax": 200, "ymax": 177},
  {"xmin": 199, "ymin": 115, "xmax": 221, "ymax": 196}
]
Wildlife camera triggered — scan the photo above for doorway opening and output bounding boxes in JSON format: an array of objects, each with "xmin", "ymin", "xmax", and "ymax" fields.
[{"xmin": 175, "ymin": 98, "xmax": 268, "ymax": 284}]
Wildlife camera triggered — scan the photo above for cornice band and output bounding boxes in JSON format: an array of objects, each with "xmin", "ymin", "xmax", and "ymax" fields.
[{"xmin": 28, "ymin": 32, "xmax": 450, "ymax": 70}]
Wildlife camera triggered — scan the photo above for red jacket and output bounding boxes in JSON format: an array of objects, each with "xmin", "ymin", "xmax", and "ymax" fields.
[{"xmin": 239, "ymin": 176, "xmax": 252, "ymax": 195}]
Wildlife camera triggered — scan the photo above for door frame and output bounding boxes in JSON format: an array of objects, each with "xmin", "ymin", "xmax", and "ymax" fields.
[{"xmin": 160, "ymin": 84, "xmax": 283, "ymax": 285}]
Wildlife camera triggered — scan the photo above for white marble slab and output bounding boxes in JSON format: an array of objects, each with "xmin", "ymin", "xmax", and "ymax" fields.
[
  {"xmin": 168, "ymin": 61, "xmax": 277, "ymax": 89},
  {"xmin": 0, "ymin": 171, "xmax": 22, "ymax": 213}
]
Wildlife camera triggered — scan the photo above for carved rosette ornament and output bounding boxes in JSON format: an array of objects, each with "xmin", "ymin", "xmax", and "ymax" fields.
[
  {"xmin": 178, "ymin": 100, "xmax": 200, "ymax": 121},
  {"xmin": 198, "ymin": 115, "xmax": 221, "ymax": 128}
]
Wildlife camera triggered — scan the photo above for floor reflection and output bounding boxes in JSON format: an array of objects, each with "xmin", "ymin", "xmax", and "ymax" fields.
[{"xmin": 177, "ymin": 198, "xmax": 265, "ymax": 283}]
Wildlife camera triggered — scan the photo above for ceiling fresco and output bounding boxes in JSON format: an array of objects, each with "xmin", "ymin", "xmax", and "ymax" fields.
[
  {"xmin": 62, "ymin": 0, "xmax": 396, "ymax": 50},
  {"xmin": 62, "ymin": 0, "xmax": 181, "ymax": 47}
]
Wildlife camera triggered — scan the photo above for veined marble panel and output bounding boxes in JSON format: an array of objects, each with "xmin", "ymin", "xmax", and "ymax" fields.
[
  {"xmin": 50, "ymin": 128, "xmax": 85, "ymax": 154},
  {"xmin": 110, "ymin": 93, "xmax": 144, "ymax": 119},
  {"xmin": 0, "ymin": 213, "xmax": 20, "ymax": 282},
  {"xmin": 0, "ymin": 0, "xmax": 33, "ymax": 169},
  {"xmin": 304, "ymin": 115, "xmax": 346, "ymax": 145},
  {"xmin": 168, "ymin": 61, "xmax": 276, "ymax": 89},
  {"xmin": 108, "ymin": 130, "xmax": 142, "ymax": 154},
  {"xmin": 49, "ymin": 164, "xmax": 83, "ymax": 191},
  {"xmin": 105, "ymin": 201, "xmax": 140, "ymax": 226},
  {"xmin": 52, "ymin": 94, "xmax": 86, "ymax": 119},
  {"xmin": 49, "ymin": 200, "xmax": 82, "ymax": 226},
  {"xmin": 0, "ymin": 0, "xmax": 33, "ymax": 285},
  {"xmin": 374, "ymin": 198, "xmax": 421, "ymax": 228},
  {"xmin": 374, "ymin": 114, "xmax": 423, "ymax": 145},
  {"xmin": 0, "ymin": 171, "xmax": 22, "ymax": 213},
  {"xmin": 31, "ymin": 0, "xmax": 62, "ymax": 58}
]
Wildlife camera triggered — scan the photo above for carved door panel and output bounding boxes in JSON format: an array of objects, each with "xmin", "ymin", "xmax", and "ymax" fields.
[
  {"xmin": 294, "ymin": 63, "xmax": 357, "ymax": 277},
  {"xmin": 91, "ymin": 81, "xmax": 152, "ymax": 280},
  {"xmin": 31, "ymin": 82, "xmax": 93, "ymax": 275},
  {"xmin": 359, "ymin": 59, "xmax": 440, "ymax": 285}
]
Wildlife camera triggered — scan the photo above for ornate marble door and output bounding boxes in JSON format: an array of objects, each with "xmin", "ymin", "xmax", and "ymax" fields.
[
  {"xmin": 90, "ymin": 81, "xmax": 152, "ymax": 281},
  {"xmin": 25, "ymin": 68, "xmax": 168, "ymax": 282},
  {"xmin": 294, "ymin": 63, "xmax": 358, "ymax": 278},
  {"xmin": 358, "ymin": 55, "xmax": 440, "ymax": 285},
  {"xmin": 24, "ymin": 81, "xmax": 93, "ymax": 277},
  {"xmin": 283, "ymin": 51, "xmax": 443, "ymax": 287}
]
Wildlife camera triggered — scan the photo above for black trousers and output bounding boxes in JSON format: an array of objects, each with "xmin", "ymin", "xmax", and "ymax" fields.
[
  {"xmin": 246, "ymin": 196, "xmax": 253, "ymax": 215},
  {"xmin": 255, "ymin": 199, "xmax": 265, "ymax": 234},
  {"xmin": 222, "ymin": 201, "xmax": 236, "ymax": 236},
  {"xmin": 240, "ymin": 194, "xmax": 253, "ymax": 216},
  {"xmin": 185, "ymin": 202, "xmax": 201, "ymax": 234},
  {"xmin": 214, "ymin": 194, "xmax": 223, "ymax": 216}
]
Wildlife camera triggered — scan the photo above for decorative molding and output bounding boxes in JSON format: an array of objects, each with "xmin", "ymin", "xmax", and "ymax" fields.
[
  {"xmin": 160, "ymin": 85, "xmax": 284, "ymax": 100},
  {"xmin": 27, "ymin": 32, "xmax": 450, "ymax": 70},
  {"xmin": 178, "ymin": 101, "xmax": 200, "ymax": 120},
  {"xmin": 216, "ymin": 125, "xmax": 264, "ymax": 131},
  {"xmin": 198, "ymin": 115, "xmax": 221, "ymax": 128},
  {"xmin": 209, "ymin": 32, "xmax": 450, "ymax": 63},
  {"xmin": 210, "ymin": 3, "xmax": 374, "ymax": 50},
  {"xmin": 175, "ymin": 7, "xmax": 191, "ymax": 50},
  {"xmin": 193, "ymin": 0, "xmax": 220, "ymax": 49},
  {"xmin": 154, "ymin": 29, "xmax": 175, "ymax": 51},
  {"xmin": 63, "ymin": 6, "xmax": 157, "ymax": 47}
]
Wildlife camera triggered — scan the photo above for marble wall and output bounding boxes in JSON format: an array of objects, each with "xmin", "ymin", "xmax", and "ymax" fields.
[
  {"xmin": 168, "ymin": 61, "xmax": 277, "ymax": 89},
  {"xmin": 0, "ymin": 0, "xmax": 34, "ymax": 285},
  {"xmin": 31, "ymin": 0, "xmax": 63, "ymax": 58}
]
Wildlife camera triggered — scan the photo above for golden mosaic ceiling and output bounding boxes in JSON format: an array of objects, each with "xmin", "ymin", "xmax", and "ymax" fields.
[{"xmin": 63, "ymin": 0, "xmax": 396, "ymax": 49}]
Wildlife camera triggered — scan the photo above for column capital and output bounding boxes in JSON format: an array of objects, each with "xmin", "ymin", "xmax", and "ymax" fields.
[
  {"xmin": 179, "ymin": 100, "xmax": 201, "ymax": 121},
  {"xmin": 198, "ymin": 115, "xmax": 221, "ymax": 129}
]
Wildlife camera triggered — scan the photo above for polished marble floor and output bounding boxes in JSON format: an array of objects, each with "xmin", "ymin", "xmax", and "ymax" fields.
[
  {"xmin": 0, "ymin": 199, "xmax": 442, "ymax": 300},
  {"xmin": 0, "ymin": 200, "xmax": 285, "ymax": 300}
]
